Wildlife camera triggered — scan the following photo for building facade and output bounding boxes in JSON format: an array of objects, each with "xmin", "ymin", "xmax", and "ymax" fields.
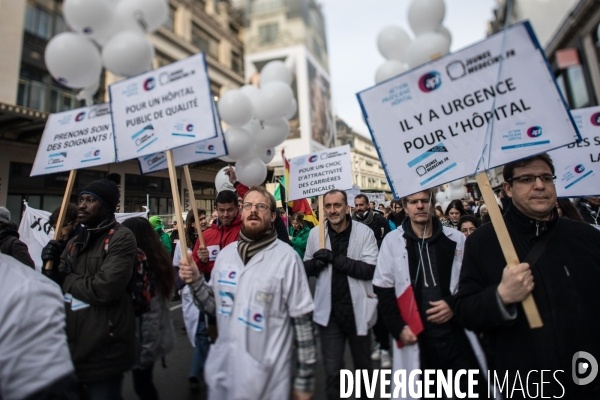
[{"xmin": 0, "ymin": 0, "xmax": 245, "ymax": 223}]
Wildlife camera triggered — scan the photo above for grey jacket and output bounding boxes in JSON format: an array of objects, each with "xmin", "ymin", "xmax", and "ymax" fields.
[{"xmin": 135, "ymin": 294, "xmax": 176, "ymax": 369}]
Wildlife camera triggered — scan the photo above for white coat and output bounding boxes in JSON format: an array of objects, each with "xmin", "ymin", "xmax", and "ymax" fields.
[
  {"xmin": 373, "ymin": 225, "xmax": 489, "ymax": 399},
  {"xmin": 204, "ymin": 239, "xmax": 314, "ymax": 400},
  {"xmin": 173, "ymin": 241, "xmax": 199, "ymax": 346},
  {"xmin": 304, "ymin": 220, "xmax": 379, "ymax": 336}
]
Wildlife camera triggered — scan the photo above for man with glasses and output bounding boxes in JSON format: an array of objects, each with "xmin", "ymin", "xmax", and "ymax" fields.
[
  {"xmin": 455, "ymin": 153, "xmax": 600, "ymax": 398},
  {"xmin": 180, "ymin": 187, "xmax": 315, "ymax": 400},
  {"xmin": 304, "ymin": 189, "xmax": 379, "ymax": 400},
  {"xmin": 373, "ymin": 189, "xmax": 485, "ymax": 397}
]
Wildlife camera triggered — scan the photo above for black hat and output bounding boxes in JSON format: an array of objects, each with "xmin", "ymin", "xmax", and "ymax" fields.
[{"xmin": 79, "ymin": 179, "xmax": 120, "ymax": 213}]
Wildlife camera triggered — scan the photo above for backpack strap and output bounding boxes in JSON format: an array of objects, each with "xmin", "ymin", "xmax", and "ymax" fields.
[{"xmin": 103, "ymin": 222, "xmax": 122, "ymax": 256}]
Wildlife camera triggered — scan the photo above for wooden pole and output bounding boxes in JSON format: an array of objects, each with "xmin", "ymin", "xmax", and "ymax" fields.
[
  {"xmin": 183, "ymin": 165, "xmax": 206, "ymax": 248},
  {"xmin": 166, "ymin": 150, "xmax": 191, "ymax": 283},
  {"xmin": 475, "ymin": 172, "xmax": 543, "ymax": 329},
  {"xmin": 45, "ymin": 169, "xmax": 77, "ymax": 271},
  {"xmin": 318, "ymin": 195, "xmax": 325, "ymax": 249}
]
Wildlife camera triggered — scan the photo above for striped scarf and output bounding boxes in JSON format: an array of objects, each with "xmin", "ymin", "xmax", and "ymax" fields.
[{"xmin": 237, "ymin": 226, "xmax": 277, "ymax": 265}]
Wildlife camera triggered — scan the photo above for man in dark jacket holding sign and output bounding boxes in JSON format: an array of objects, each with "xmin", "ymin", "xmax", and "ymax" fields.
[
  {"xmin": 455, "ymin": 154, "xmax": 600, "ymax": 398},
  {"xmin": 44, "ymin": 178, "xmax": 138, "ymax": 399}
]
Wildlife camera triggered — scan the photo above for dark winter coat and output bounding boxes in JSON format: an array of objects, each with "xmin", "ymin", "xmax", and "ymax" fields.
[
  {"xmin": 0, "ymin": 224, "xmax": 35, "ymax": 269},
  {"xmin": 455, "ymin": 204, "xmax": 600, "ymax": 398},
  {"xmin": 352, "ymin": 210, "xmax": 391, "ymax": 248},
  {"xmin": 60, "ymin": 217, "xmax": 138, "ymax": 383}
]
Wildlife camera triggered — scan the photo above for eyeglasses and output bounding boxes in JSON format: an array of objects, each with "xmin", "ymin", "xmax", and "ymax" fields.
[
  {"xmin": 507, "ymin": 174, "xmax": 556, "ymax": 185},
  {"xmin": 242, "ymin": 202, "xmax": 271, "ymax": 211},
  {"xmin": 406, "ymin": 198, "xmax": 431, "ymax": 206}
]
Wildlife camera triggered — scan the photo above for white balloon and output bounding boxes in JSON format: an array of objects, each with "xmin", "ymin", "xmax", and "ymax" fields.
[
  {"xmin": 224, "ymin": 127, "xmax": 253, "ymax": 160},
  {"xmin": 404, "ymin": 32, "xmax": 450, "ymax": 68},
  {"xmin": 243, "ymin": 118, "xmax": 261, "ymax": 135},
  {"xmin": 375, "ymin": 60, "xmax": 407, "ymax": 84},
  {"xmin": 63, "ymin": 0, "xmax": 115, "ymax": 43},
  {"xmin": 377, "ymin": 25, "xmax": 412, "ymax": 61},
  {"xmin": 435, "ymin": 191, "xmax": 447, "ymax": 204},
  {"xmin": 254, "ymin": 82, "xmax": 293, "ymax": 121},
  {"xmin": 442, "ymin": 200, "xmax": 451, "ymax": 213},
  {"xmin": 101, "ymin": 30, "xmax": 154, "ymax": 77},
  {"xmin": 215, "ymin": 166, "xmax": 236, "ymax": 192},
  {"xmin": 45, "ymin": 33, "xmax": 102, "ymax": 89},
  {"xmin": 236, "ymin": 157, "xmax": 267, "ymax": 187},
  {"xmin": 260, "ymin": 61, "xmax": 292, "ymax": 87},
  {"xmin": 218, "ymin": 90, "xmax": 253, "ymax": 127},
  {"xmin": 253, "ymin": 118, "xmax": 290, "ymax": 148},
  {"xmin": 452, "ymin": 187, "xmax": 467, "ymax": 199},
  {"xmin": 115, "ymin": 0, "xmax": 167, "ymax": 33},
  {"xmin": 450, "ymin": 179, "xmax": 463, "ymax": 188},
  {"xmin": 220, "ymin": 155, "xmax": 237, "ymax": 163},
  {"xmin": 283, "ymin": 98, "xmax": 297, "ymax": 120},
  {"xmin": 253, "ymin": 145, "xmax": 276, "ymax": 164},
  {"xmin": 437, "ymin": 25, "xmax": 452, "ymax": 48},
  {"xmin": 444, "ymin": 186, "xmax": 453, "ymax": 200},
  {"xmin": 240, "ymin": 84, "xmax": 260, "ymax": 101},
  {"xmin": 408, "ymin": 0, "xmax": 445, "ymax": 36}
]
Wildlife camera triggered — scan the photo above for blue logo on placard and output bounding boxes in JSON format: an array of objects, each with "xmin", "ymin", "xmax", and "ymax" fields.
[
  {"xmin": 418, "ymin": 72, "xmax": 442, "ymax": 92},
  {"xmin": 186, "ymin": 124, "xmax": 194, "ymax": 132},
  {"xmin": 575, "ymin": 164, "xmax": 585, "ymax": 174},
  {"xmin": 308, "ymin": 155, "xmax": 318, "ymax": 163},
  {"xmin": 144, "ymin": 77, "xmax": 156, "ymax": 91},
  {"xmin": 527, "ymin": 126, "xmax": 542, "ymax": 138},
  {"xmin": 75, "ymin": 112, "xmax": 86, "ymax": 122}
]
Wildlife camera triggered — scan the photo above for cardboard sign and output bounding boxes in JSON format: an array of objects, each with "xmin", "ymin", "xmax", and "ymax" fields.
[
  {"xmin": 550, "ymin": 106, "xmax": 600, "ymax": 197},
  {"xmin": 137, "ymin": 100, "xmax": 227, "ymax": 174},
  {"xmin": 357, "ymin": 21, "xmax": 580, "ymax": 198},
  {"xmin": 31, "ymin": 104, "xmax": 115, "ymax": 176},
  {"xmin": 109, "ymin": 53, "xmax": 216, "ymax": 162},
  {"xmin": 288, "ymin": 145, "xmax": 352, "ymax": 201}
]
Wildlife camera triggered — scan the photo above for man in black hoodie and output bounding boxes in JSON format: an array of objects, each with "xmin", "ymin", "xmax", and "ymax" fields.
[
  {"xmin": 0, "ymin": 207, "xmax": 35, "ymax": 268},
  {"xmin": 455, "ymin": 154, "xmax": 600, "ymax": 398}
]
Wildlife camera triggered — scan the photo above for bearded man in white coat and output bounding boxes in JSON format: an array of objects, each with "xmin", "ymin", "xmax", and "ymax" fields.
[
  {"xmin": 373, "ymin": 190, "xmax": 487, "ymax": 399},
  {"xmin": 179, "ymin": 186, "xmax": 315, "ymax": 400}
]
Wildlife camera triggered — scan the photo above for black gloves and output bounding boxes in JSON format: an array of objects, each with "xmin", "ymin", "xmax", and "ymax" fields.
[
  {"xmin": 313, "ymin": 249, "xmax": 336, "ymax": 264},
  {"xmin": 312, "ymin": 258, "xmax": 329, "ymax": 274},
  {"xmin": 41, "ymin": 240, "xmax": 66, "ymax": 265}
]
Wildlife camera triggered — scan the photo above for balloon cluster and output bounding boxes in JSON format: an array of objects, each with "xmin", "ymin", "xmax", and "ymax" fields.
[
  {"xmin": 45, "ymin": 0, "xmax": 166, "ymax": 104},
  {"xmin": 435, "ymin": 179, "xmax": 467, "ymax": 212},
  {"xmin": 375, "ymin": 0, "xmax": 452, "ymax": 83},
  {"xmin": 217, "ymin": 61, "xmax": 296, "ymax": 187}
]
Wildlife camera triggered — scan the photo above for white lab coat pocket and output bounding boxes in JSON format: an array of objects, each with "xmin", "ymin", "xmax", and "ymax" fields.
[
  {"xmin": 365, "ymin": 295, "xmax": 378, "ymax": 329},
  {"xmin": 204, "ymin": 341, "xmax": 231, "ymax": 391},
  {"xmin": 233, "ymin": 348, "xmax": 273, "ymax": 400}
]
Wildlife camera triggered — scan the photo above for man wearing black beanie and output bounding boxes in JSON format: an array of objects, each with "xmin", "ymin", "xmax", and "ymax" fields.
[{"xmin": 44, "ymin": 177, "xmax": 137, "ymax": 399}]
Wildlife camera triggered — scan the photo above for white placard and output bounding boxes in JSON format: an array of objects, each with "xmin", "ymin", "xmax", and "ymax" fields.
[
  {"xmin": 109, "ymin": 53, "xmax": 216, "ymax": 162},
  {"xmin": 137, "ymin": 100, "xmax": 227, "ymax": 174},
  {"xmin": 357, "ymin": 21, "xmax": 580, "ymax": 198},
  {"xmin": 288, "ymin": 145, "xmax": 352, "ymax": 201},
  {"xmin": 31, "ymin": 104, "xmax": 116, "ymax": 176},
  {"xmin": 345, "ymin": 185, "xmax": 361, "ymax": 207},
  {"xmin": 550, "ymin": 106, "xmax": 600, "ymax": 197}
]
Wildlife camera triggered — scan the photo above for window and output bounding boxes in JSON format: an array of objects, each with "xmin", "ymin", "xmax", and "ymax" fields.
[
  {"xmin": 163, "ymin": 5, "xmax": 176, "ymax": 31},
  {"xmin": 366, "ymin": 161, "xmax": 374, "ymax": 167},
  {"xmin": 566, "ymin": 65, "xmax": 590, "ymax": 108},
  {"xmin": 17, "ymin": 66, "xmax": 86, "ymax": 113},
  {"xmin": 259, "ymin": 23, "xmax": 278, "ymax": 44},
  {"xmin": 24, "ymin": 4, "xmax": 52, "ymax": 40},
  {"xmin": 231, "ymin": 51, "xmax": 243, "ymax": 75},
  {"xmin": 192, "ymin": 24, "xmax": 219, "ymax": 60}
]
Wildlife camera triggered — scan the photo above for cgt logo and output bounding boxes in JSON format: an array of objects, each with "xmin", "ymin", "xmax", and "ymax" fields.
[
  {"xmin": 574, "ymin": 164, "xmax": 585, "ymax": 174},
  {"xmin": 228, "ymin": 271, "xmax": 236, "ymax": 279},
  {"xmin": 527, "ymin": 126, "xmax": 542, "ymax": 138},
  {"xmin": 143, "ymin": 77, "xmax": 156, "ymax": 91},
  {"xmin": 186, "ymin": 124, "xmax": 194, "ymax": 132},
  {"xmin": 253, "ymin": 313, "xmax": 263, "ymax": 323},
  {"xmin": 308, "ymin": 155, "xmax": 318, "ymax": 163},
  {"xmin": 573, "ymin": 351, "xmax": 598, "ymax": 386},
  {"xmin": 591, "ymin": 112, "xmax": 600, "ymax": 126},
  {"xmin": 418, "ymin": 71, "xmax": 442, "ymax": 92},
  {"xmin": 75, "ymin": 112, "xmax": 86, "ymax": 122}
]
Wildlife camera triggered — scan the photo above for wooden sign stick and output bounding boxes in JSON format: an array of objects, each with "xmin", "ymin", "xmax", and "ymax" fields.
[
  {"xmin": 45, "ymin": 169, "xmax": 77, "ymax": 271},
  {"xmin": 166, "ymin": 150, "xmax": 192, "ymax": 283},
  {"xmin": 183, "ymin": 165, "xmax": 206, "ymax": 248},
  {"xmin": 475, "ymin": 172, "xmax": 543, "ymax": 329},
  {"xmin": 318, "ymin": 195, "xmax": 325, "ymax": 249}
]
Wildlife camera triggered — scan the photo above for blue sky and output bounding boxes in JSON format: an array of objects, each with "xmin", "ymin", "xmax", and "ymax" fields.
[{"xmin": 320, "ymin": 0, "xmax": 497, "ymax": 137}]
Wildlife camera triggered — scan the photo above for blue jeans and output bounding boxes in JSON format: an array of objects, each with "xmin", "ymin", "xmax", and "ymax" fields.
[
  {"xmin": 189, "ymin": 311, "xmax": 210, "ymax": 380},
  {"xmin": 86, "ymin": 373, "xmax": 123, "ymax": 400}
]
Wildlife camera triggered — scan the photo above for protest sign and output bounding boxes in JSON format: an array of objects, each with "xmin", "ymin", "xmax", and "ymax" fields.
[
  {"xmin": 362, "ymin": 192, "xmax": 386, "ymax": 207},
  {"xmin": 357, "ymin": 21, "xmax": 579, "ymax": 199},
  {"xmin": 110, "ymin": 53, "xmax": 216, "ymax": 162},
  {"xmin": 137, "ymin": 100, "xmax": 227, "ymax": 174},
  {"xmin": 31, "ymin": 104, "xmax": 115, "ymax": 176},
  {"xmin": 345, "ymin": 185, "xmax": 361, "ymax": 207},
  {"xmin": 288, "ymin": 145, "xmax": 352, "ymax": 201},
  {"xmin": 18, "ymin": 203, "xmax": 146, "ymax": 272},
  {"xmin": 549, "ymin": 106, "xmax": 600, "ymax": 197}
]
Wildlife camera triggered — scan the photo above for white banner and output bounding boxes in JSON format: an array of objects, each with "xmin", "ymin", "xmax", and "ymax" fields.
[
  {"xmin": 18, "ymin": 204, "xmax": 147, "ymax": 272},
  {"xmin": 357, "ymin": 21, "xmax": 580, "ymax": 198},
  {"xmin": 110, "ymin": 53, "xmax": 216, "ymax": 162},
  {"xmin": 138, "ymin": 100, "xmax": 227, "ymax": 174},
  {"xmin": 550, "ymin": 106, "xmax": 600, "ymax": 197},
  {"xmin": 31, "ymin": 104, "xmax": 115, "ymax": 176},
  {"xmin": 288, "ymin": 144, "xmax": 352, "ymax": 201},
  {"xmin": 362, "ymin": 192, "xmax": 386, "ymax": 207}
]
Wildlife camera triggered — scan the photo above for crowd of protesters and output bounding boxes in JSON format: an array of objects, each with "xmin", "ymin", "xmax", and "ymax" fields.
[{"xmin": 1, "ymin": 153, "xmax": 599, "ymax": 400}]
